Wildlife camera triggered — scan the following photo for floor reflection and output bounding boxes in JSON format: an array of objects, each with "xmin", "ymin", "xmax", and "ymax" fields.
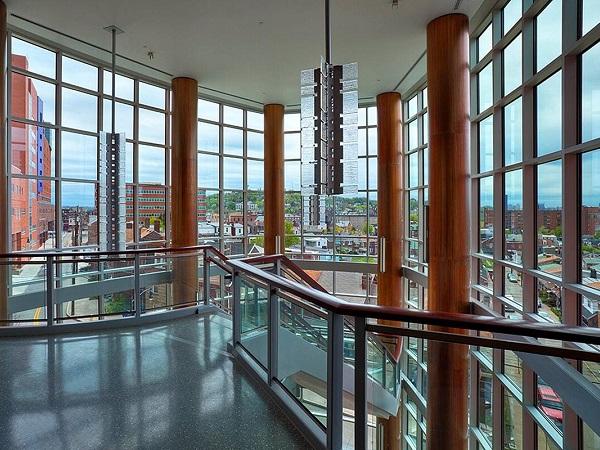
[{"xmin": 0, "ymin": 314, "xmax": 310, "ymax": 449}]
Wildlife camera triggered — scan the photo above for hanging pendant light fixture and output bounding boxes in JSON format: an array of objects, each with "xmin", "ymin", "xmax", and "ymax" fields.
[
  {"xmin": 99, "ymin": 25, "xmax": 126, "ymax": 252},
  {"xmin": 300, "ymin": 0, "xmax": 359, "ymax": 228}
]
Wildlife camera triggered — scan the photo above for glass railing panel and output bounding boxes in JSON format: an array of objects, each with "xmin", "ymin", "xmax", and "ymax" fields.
[
  {"xmin": 367, "ymin": 336, "xmax": 385, "ymax": 386},
  {"xmin": 52, "ymin": 256, "xmax": 103, "ymax": 321},
  {"xmin": 95, "ymin": 258, "xmax": 135, "ymax": 317},
  {"xmin": 239, "ymin": 276, "xmax": 268, "ymax": 368},
  {"xmin": 139, "ymin": 254, "xmax": 173, "ymax": 312},
  {"xmin": 277, "ymin": 295, "xmax": 328, "ymax": 428},
  {"xmin": 4, "ymin": 258, "xmax": 47, "ymax": 325}
]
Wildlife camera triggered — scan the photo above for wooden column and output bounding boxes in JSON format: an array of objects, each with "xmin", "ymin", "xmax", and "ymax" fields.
[
  {"xmin": 426, "ymin": 14, "xmax": 471, "ymax": 450},
  {"xmin": 263, "ymin": 104, "xmax": 284, "ymax": 255},
  {"xmin": 171, "ymin": 77, "xmax": 198, "ymax": 304},
  {"xmin": 0, "ymin": 1, "xmax": 7, "ymax": 320},
  {"xmin": 376, "ymin": 92, "xmax": 404, "ymax": 308},
  {"xmin": 376, "ymin": 92, "xmax": 403, "ymax": 450}
]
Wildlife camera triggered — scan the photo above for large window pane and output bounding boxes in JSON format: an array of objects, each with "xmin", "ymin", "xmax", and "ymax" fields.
[
  {"xmin": 223, "ymin": 157, "xmax": 243, "ymax": 190},
  {"xmin": 139, "ymin": 82, "xmax": 165, "ymax": 109},
  {"xmin": 61, "ymin": 87, "xmax": 97, "ymax": 132},
  {"xmin": 62, "ymin": 56, "xmax": 97, "ymax": 91},
  {"xmin": 368, "ymin": 128, "xmax": 378, "ymax": 155},
  {"xmin": 11, "ymin": 122, "xmax": 55, "ymax": 177},
  {"xmin": 480, "ymin": 176, "xmax": 494, "ymax": 256},
  {"xmin": 503, "ymin": 34, "xmax": 522, "ymax": 95},
  {"xmin": 479, "ymin": 63, "xmax": 493, "ymax": 113},
  {"xmin": 581, "ymin": 150, "xmax": 600, "ymax": 291},
  {"xmin": 478, "ymin": 24, "xmax": 493, "ymax": 62},
  {"xmin": 284, "ymin": 113, "xmax": 300, "ymax": 131},
  {"xmin": 536, "ymin": 71, "xmax": 562, "ymax": 156},
  {"xmin": 582, "ymin": 42, "xmax": 600, "ymax": 143},
  {"xmin": 102, "ymin": 99, "xmax": 133, "ymax": 137},
  {"xmin": 198, "ymin": 122, "xmax": 219, "ymax": 152},
  {"xmin": 409, "ymin": 119, "xmax": 418, "ymax": 150},
  {"xmin": 504, "ymin": 97, "xmax": 522, "ymax": 165},
  {"xmin": 503, "ymin": 389, "xmax": 523, "ymax": 450},
  {"xmin": 479, "ymin": 115, "xmax": 493, "ymax": 173},
  {"xmin": 11, "ymin": 176, "xmax": 55, "ymax": 251},
  {"xmin": 103, "ymin": 71, "xmax": 134, "ymax": 101},
  {"xmin": 478, "ymin": 365, "xmax": 493, "ymax": 442},
  {"xmin": 537, "ymin": 376, "xmax": 563, "ymax": 431},
  {"xmin": 505, "ymin": 169, "xmax": 523, "ymax": 264},
  {"xmin": 285, "ymin": 133, "xmax": 300, "ymax": 159},
  {"xmin": 198, "ymin": 99, "xmax": 219, "ymax": 121},
  {"xmin": 284, "ymin": 161, "xmax": 301, "ymax": 191},
  {"xmin": 138, "ymin": 145, "xmax": 165, "ymax": 184},
  {"xmin": 61, "ymin": 181, "xmax": 98, "ymax": 247},
  {"xmin": 223, "ymin": 126, "xmax": 243, "ymax": 156},
  {"xmin": 11, "ymin": 37, "xmax": 56, "ymax": 78},
  {"xmin": 61, "ymin": 131, "xmax": 97, "ymax": 180},
  {"xmin": 137, "ymin": 185, "xmax": 166, "ymax": 238},
  {"xmin": 503, "ymin": 0, "xmax": 522, "ymax": 35},
  {"xmin": 223, "ymin": 106, "xmax": 243, "ymax": 126},
  {"xmin": 536, "ymin": 0, "xmax": 562, "ymax": 71},
  {"xmin": 583, "ymin": 0, "xmax": 600, "ymax": 35},
  {"xmin": 247, "ymin": 111, "xmax": 263, "ymax": 131},
  {"xmin": 247, "ymin": 159, "xmax": 264, "ymax": 190},
  {"xmin": 138, "ymin": 108, "xmax": 165, "ymax": 144},
  {"xmin": 11, "ymin": 73, "xmax": 55, "ymax": 124},
  {"xmin": 537, "ymin": 160, "xmax": 562, "ymax": 277},
  {"xmin": 198, "ymin": 153, "xmax": 219, "ymax": 189},
  {"xmin": 368, "ymin": 157, "xmax": 377, "ymax": 190},
  {"xmin": 247, "ymin": 131, "xmax": 263, "ymax": 158},
  {"xmin": 408, "ymin": 153, "xmax": 418, "ymax": 188}
]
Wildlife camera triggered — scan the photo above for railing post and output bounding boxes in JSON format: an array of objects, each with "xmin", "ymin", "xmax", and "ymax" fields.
[
  {"xmin": 355, "ymin": 316, "xmax": 367, "ymax": 450},
  {"xmin": 134, "ymin": 254, "xmax": 141, "ymax": 318},
  {"xmin": 46, "ymin": 256, "xmax": 54, "ymax": 327},
  {"xmin": 268, "ymin": 285, "xmax": 279, "ymax": 384},
  {"xmin": 232, "ymin": 269, "xmax": 241, "ymax": 345},
  {"xmin": 327, "ymin": 311, "xmax": 344, "ymax": 450},
  {"xmin": 203, "ymin": 252, "xmax": 210, "ymax": 305}
]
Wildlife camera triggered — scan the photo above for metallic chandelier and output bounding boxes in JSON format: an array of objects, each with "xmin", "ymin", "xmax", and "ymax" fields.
[{"xmin": 300, "ymin": 0, "xmax": 359, "ymax": 228}]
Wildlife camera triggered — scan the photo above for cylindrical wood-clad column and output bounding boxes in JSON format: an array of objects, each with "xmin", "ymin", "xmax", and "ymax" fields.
[
  {"xmin": 263, "ymin": 104, "xmax": 285, "ymax": 255},
  {"xmin": 0, "ymin": 1, "xmax": 8, "ymax": 320},
  {"xmin": 426, "ymin": 13, "xmax": 471, "ymax": 450},
  {"xmin": 376, "ymin": 92, "xmax": 403, "ymax": 450},
  {"xmin": 171, "ymin": 77, "xmax": 198, "ymax": 304},
  {"xmin": 376, "ymin": 92, "xmax": 403, "ymax": 309}
]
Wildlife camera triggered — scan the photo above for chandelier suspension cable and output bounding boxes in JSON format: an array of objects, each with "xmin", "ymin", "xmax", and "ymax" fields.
[
  {"xmin": 110, "ymin": 27, "xmax": 116, "ymax": 136},
  {"xmin": 325, "ymin": 0, "xmax": 332, "ymax": 65}
]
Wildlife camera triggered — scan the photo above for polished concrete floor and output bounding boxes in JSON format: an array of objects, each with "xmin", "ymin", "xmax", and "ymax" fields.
[{"xmin": 0, "ymin": 314, "xmax": 312, "ymax": 449}]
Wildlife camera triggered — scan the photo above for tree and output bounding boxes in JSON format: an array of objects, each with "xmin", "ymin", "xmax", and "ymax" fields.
[
  {"xmin": 362, "ymin": 222, "xmax": 375, "ymax": 235},
  {"xmin": 284, "ymin": 221, "xmax": 300, "ymax": 247}
]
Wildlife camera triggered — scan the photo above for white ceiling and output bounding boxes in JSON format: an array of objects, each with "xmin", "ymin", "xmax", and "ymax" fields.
[{"xmin": 6, "ymin": 0, "xmax": 484, "ymax": 106}]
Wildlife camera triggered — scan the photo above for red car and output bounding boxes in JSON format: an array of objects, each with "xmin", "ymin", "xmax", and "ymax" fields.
[{"xmin": 537, "ymin": 385, "xmax": 563, "ymax": 425}]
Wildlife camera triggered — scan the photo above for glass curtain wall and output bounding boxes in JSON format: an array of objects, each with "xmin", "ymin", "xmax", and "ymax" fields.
[
  {"xmin": 197, "ymin": 99, "xmax": 264, "ymax": 257},
  {"xmin": 400, "ymin": 86, "xmax": 429, "ymax": 450},
  {"xmin": 470, "ymin": 0, "xmax": 600, "ymax": 449},
  {"xmin": 8, "ymin": 33, "xmax": 170, "ymax": 254},
  {"xmin": 283, "ymin": 108, "xmax": 378, "ymax": 303}
]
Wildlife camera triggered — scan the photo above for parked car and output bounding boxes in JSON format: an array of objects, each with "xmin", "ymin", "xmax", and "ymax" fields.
[{"xmin": 537, "ymin": 385, "xmax": 563, "ymax": 425}]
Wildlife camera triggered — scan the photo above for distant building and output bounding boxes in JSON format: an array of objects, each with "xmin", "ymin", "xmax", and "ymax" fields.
[{"xmin": 10, "ymin": 54, "xmax": 54, "ymax": 251}]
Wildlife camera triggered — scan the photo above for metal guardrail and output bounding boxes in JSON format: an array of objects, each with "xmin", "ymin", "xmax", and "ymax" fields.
[{"xmin": 226, "ymin": 257, "xmax": 600, "ymax": 450}]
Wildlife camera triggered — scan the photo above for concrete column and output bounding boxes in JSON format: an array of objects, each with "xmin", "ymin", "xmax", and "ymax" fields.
[
  {"xmin": 425, "ymin": 13, "xmax": 471, "ymax": 450},
  {"xmin": 263, "ymin": 104, "xmax": 284, "ymax": 255},
  {"xmin": 171, "ymin": 77, "xmax": 198, "ymax": 304}
]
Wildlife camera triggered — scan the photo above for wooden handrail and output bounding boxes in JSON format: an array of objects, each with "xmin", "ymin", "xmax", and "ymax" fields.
[
  {"xmin": 227, "ymin": 258, "xmax": 600, "ymax": 347},
  {"xmin": 0, "ymin": 244, "xmax": 214, "ymax": 259}
]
